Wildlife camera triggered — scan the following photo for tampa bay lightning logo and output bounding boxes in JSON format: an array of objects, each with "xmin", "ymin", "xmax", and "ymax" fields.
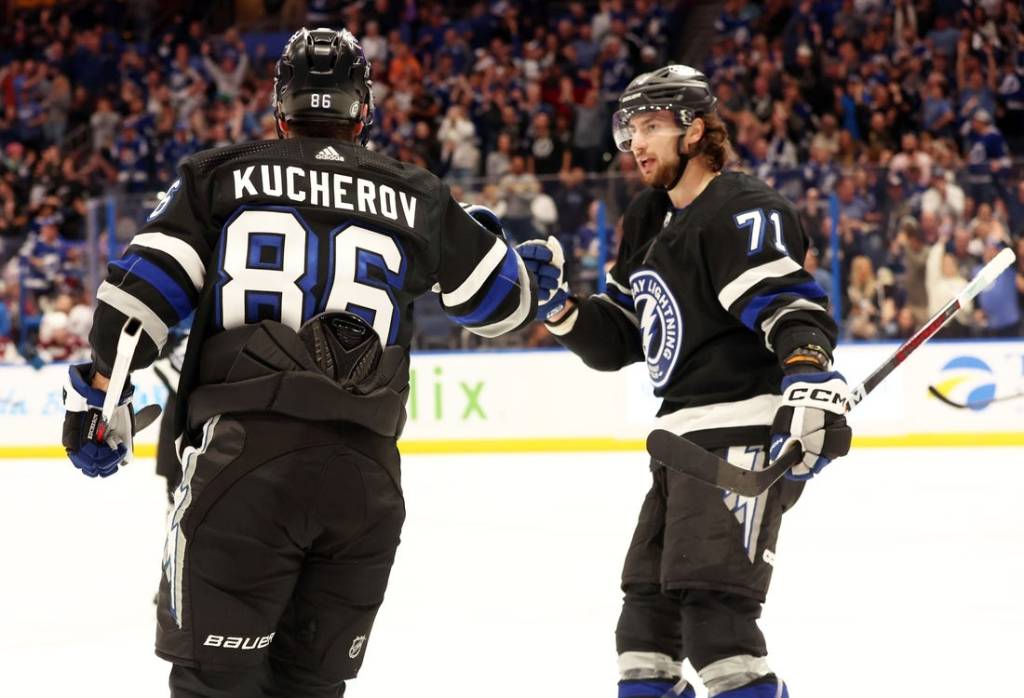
[
  {"xmin": 630, "ymin": 269, "xmax": 684, "ymax": 389},
  {"xmin": 148, "ymin": 179, "xmax": 181, "ymax": 221}
]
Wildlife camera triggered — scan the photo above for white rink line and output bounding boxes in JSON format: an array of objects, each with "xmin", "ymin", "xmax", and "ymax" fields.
[{"xmin": 3, "ymin": 449, "xmax": 1022, "ymax": 697}]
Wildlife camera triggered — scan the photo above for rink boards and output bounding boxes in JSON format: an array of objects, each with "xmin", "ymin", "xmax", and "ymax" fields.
[{"xmin": 1, "ymin": 339, "xmax": 1022, "ymax": 458}]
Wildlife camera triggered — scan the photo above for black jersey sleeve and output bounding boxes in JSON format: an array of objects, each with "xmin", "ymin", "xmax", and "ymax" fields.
[
  {"xmin": 706, "ymin": 198, "xmax": 838, "ymax": 360},
  {"xmin": 90, "ymin": 161, "xmax": 214, "ymax": 374},
  {"xmin": 543, "ymin": 219, "xmax": 643, "ymax": 372},
  {"xmin": 434, "ymin": 195, "xmax": 537, "ymax": 337}
]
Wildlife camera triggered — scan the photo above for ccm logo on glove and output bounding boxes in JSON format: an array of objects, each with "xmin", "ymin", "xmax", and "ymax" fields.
[{"xmin": 784, "ymin": 386, "xmax": 848, "ymax": 408}]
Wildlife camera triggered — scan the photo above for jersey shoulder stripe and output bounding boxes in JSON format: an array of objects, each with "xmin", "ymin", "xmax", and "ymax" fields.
[
  {"xmin": 129, "ymin": 232, "xmax": 207, "ymax": 292},
  {"xmin": 448, "ymin": 245, "xmax": 519, "ymax": 326},
  {"xmin": 109, "ymin": 254, "xmax": 195, "ymax": 322}
]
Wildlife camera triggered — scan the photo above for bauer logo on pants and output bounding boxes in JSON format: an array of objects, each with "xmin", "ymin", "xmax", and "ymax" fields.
[
  {"xmin": 349, "ymin": 634, "xmax": 367, "ymax": 658},
  {"xmin": 630, "ymin": 269, "xmax": 684, "ymax": 390},
  {"xmin": 203, "ymin": 632, "xmax": 275, "ymax": 650}
]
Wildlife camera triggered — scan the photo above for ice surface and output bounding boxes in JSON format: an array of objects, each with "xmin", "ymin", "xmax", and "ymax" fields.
[{"xmin": 3, "ymin": 447, "xmax": 1022, "ymax": 697}]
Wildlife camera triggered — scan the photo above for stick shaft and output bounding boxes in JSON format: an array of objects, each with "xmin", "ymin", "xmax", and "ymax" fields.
[
  {"xmin": 849, "ymin": 247, "xmax": 1015, "ymax": 409},
  {"xmin": 100, "ymin": 318, "xmax": 142, "ymax": 422},
  {"xmin": 647, "ymin": 247, "xmax": 1018, "ymax": 496}
]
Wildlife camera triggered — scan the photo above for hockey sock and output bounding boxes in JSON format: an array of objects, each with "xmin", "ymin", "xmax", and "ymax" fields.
[
  {"xmin": 709, "ymin": 675, "xmax": 788, "ymax": 698},
  {"xmin": 699, "ymin": 654, "xmax": 776, "ymax": 696},
  {"xmin": 618, "ymin": 679, "xmax": 695, "ymax": 698}
]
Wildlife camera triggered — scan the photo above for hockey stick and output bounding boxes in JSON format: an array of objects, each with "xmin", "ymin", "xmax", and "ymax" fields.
[
  {"xmin": 97, "ymin": 318, "xmax": 162, "ymax": 448},
  {"xmin": 647, "ymin": 247, "xmax": 1016, "ymax": 497},
  {"xmin": 926, "ymin": 384, "xmax": 1024, "ymax": 410}
]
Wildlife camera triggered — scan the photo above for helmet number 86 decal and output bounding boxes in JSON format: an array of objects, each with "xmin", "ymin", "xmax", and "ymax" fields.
[
  {"xmin": 215, "ymin": 207, "xmax": 406, "ymax": 345},
  {"xmin": 310, "ymin": 93, "xmax": 332, "ymax": 108}
]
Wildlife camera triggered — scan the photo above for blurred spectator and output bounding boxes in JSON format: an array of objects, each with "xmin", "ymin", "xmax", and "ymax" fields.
[
  {"xmin": 892, "ymin": 218, "xmax": 930, "ymax": 328},
  {"xmin": 845, "ymin": 255, "xmax": 885, "ymax": 340},
  {"xmin": 0, "ymin": 0, "xmax": 1021, "ymax": 354},
  {"xmin": 804, "ymin": 246, "xmax": 833, "ymax": 300},
  {"xmin": 201, "ymin": 38, "xmax": 249, "ymax": 101},
  {"xmin": 485, "ymin": 131, "xmax": 514, "ymax": 180},
  {"xmin": 573, "ymin": 89, "xmax": 609, "ymax": 173},
  {"xmin": 974, "ymin": 242, "xmax": 1021, "ymax": 337},
  {"xmin": 888, "ymin": 133, "xmax": 932, "ymax": 189},
  {"xmin": 921, "ymin": 167, "xmax": 965, "ymax": 223},
  {"xmin": 89, "ymin": 96, "xmax": 120, "ymax": 152},
  {"xmin": 1007, "ymin": 180, "xmax": 1024, "ymax": 238},
  {"xmin": 37, "ymin": 293, "xmax": 89, "ymax": 362},
  {"xmin": 498, "ymin": 155, "xmax": 541, "ymax": 243},
  {"xmin": 437, "ymin": 105, "xmax": 479, "ymax": 181},
  {"xmin": 963, "ymin": 109, "xmax": 1011, "ymax": 204},
  {"xmin": 554, "ymin": 167, "xmax": 594, "ymax": 249},
  {"xmin": 926, "ymin": 234, "xmax": 973, "ymax": 337},
  {"xmin": 18, "ymin": 220, "xmax": 67, "ymax": 302}
]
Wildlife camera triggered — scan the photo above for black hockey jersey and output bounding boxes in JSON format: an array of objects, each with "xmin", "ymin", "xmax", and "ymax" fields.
[
  {"xmin": 89, "ymin": 138, "xmax": 536, "ymax": 436},
  {"xmin": 550, "ymin": 172, "xmax": 837, "ymax": 445}
]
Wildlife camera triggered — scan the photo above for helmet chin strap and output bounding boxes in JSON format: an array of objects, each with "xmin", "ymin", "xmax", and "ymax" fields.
[{"xmin": 654, "ymin": 136, "xmax": 689, "ymax": 192}]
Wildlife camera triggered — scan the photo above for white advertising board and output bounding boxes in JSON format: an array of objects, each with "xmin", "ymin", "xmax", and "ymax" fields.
[{"xmin": 1, "ymin": 340, "xmax": 1021, "ymax": 458}]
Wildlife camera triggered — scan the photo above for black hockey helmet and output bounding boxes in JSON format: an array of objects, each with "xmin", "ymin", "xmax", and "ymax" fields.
[
  {"xmin": 273, "ymin": 27, "xmax": 374, "ymax": 141},
  {"xmin": 612, "ymin": 64, "xmax": 717, "ymax": 152}
]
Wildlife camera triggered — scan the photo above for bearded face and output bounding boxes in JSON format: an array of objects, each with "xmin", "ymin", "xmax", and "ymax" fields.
[{"xmin": 626, "ymin": 111, "xmax": 687, "ymax": 189}]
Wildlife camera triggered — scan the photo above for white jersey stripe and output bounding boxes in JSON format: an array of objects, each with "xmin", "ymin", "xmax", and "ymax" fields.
[
  {"xmin": 441, "ymin": 236, "xmax": 506, "ymax": 308},
  {"xmin": 654, "ymin": 393, "xmax": 781, "ymax": 435},
  {"xmin": 96, "ymin": 282, "xmax": 169, "ymax": 351},
  {"xmin": 717, "ymin": 256, "xmax": 802, "ymax": 311},
  {"xmin": 130, "ymin": 232, "xmax": 207, "ymax": 292},
  {"xmin": 606, "ymin": 274, "xmax": 632, "ymax": 297},
  {"xmin": 464, "ymin": 255, "xmax": 531, "ymax": 337},
  {"xmin": 594, "ymin": 293, "xmax": 639, "ymax": 327},
  {"xmin": 760, "ymin": 298, "xmax": 829, "ymax": 351}
]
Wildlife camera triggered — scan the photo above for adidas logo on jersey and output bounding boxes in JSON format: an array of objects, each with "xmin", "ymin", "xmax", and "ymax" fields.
[{"xmin": 315, "ymin": 146, "xmax": 345, "ymax": 161}]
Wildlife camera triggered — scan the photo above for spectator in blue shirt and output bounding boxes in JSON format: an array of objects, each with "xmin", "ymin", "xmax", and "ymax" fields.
[
  {"xmin": 975, "ymin": 242, "xmax": 1021, "ymax": 336},
  {"xmin": 922, "ymin": 74, "xmax": 956, "ymax": 138},
  {"xmin": 19, "ymin": 220, "xmax": 66, "ymax": 298},
  {"xmin": 963, "ymin": 109, "xmax": 1011, "ymax": 204}
]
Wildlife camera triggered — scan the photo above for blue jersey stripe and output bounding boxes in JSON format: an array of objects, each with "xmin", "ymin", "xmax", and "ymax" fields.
[
  {"xmin": 449, "ymin": 247, "xmax": 518, "ymax": 326},
  {"xmin": 110, "ymin": 254, "xmax": 195, "ymax": 322},
  {"xmin": 606, "ymin": 285, "xmax": 635, "ymax": 311},
  {"xmin": 739, "ymin": 280, "xmax": 826, "ymax": 330}
]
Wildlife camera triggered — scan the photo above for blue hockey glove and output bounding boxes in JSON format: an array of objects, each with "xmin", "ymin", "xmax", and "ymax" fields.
[
  {"xmin": 460, "ymin": 202, "xmax": 506, "ymax": 239},
  {"xmin": 62, "ymin": 363, "xmax": 136, "ymax": 478},
  {"xmin": 770, "ymin": 371, "xmax": 852, "ymax": 481},
  {"xmin": 517, "ymin": 236, "xmax": 569, "ymax": 322}
]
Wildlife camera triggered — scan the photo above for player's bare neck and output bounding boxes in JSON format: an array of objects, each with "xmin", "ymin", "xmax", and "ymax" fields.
[{"xmin": 668, "ymin": 161, "xmax": 718, "ymax": 209}]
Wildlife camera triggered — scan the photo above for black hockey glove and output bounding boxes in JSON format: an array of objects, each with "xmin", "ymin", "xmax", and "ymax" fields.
[
  {"xmin": 62, "ymin": 363, "xmax": 138, "ymax": 478},
  {"xmin": 460, "ymin": 202, "xmax": 506, "ymax": 239},
  {"xmin": 770, "ymin": 370, "xmax": 852, "ymax": 481},
  {"xmin": 517, "ymin": 237, "xmax": 569, "ymax": 322}
]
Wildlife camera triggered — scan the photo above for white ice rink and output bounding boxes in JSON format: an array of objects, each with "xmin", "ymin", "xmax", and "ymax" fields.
[{"xmin": 3, "ymin": 447, "xmax": 1023, "ymax": 697}]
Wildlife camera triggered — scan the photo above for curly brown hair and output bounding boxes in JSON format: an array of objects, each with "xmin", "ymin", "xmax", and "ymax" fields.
[{"xmin": 691, "ymin": 112, "xmax": 735, "ymax": 172}]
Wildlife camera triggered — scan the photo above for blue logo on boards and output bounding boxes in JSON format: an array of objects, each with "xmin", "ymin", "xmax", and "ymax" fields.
[
  {"xmin": 933, "ymin": 355, "xmax": 997, "ymax": 412},
  {"xmin": 630, "ymin": 269, "xmax": 684, "ymax": 389}
]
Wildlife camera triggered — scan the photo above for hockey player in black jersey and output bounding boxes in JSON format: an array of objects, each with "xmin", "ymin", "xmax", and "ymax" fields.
[
  {"xmin": 519, "ymin": 66, "xmax": 851, "ymax": 698},
  {"xmin": 61, "ymin": 27, "xmax": 536, "ymax": 697}
]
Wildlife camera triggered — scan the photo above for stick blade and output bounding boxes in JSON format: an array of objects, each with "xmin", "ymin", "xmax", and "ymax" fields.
[
  {"xmin": 134, "ymin": 404, "xmax": 163, "ymax": 432},
  {"xmin": 646, "ymin": 429, "xmax": 792, "ymax": 497}
]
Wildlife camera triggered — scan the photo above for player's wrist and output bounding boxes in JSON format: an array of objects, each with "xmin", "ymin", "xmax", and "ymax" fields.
[
  {"xmin": 781, "ymin": 344, "xmax": 831, "ymax": 375},
  {"xmin": 544, "ymin": 296, "xmax": 575, "ymax": 324},
  {"xmin": 90, "ymin": 371, "xmax": 111, "ymax": 391}
]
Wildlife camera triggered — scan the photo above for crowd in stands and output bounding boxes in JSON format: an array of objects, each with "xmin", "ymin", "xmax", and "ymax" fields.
[
  {"xmin": 0, "ymin": 0, "xmax": 1022, "ymax": 362},
  {"xmin": 709, "ymin": 0, "xmax": 1024, "ymax": 339}
]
